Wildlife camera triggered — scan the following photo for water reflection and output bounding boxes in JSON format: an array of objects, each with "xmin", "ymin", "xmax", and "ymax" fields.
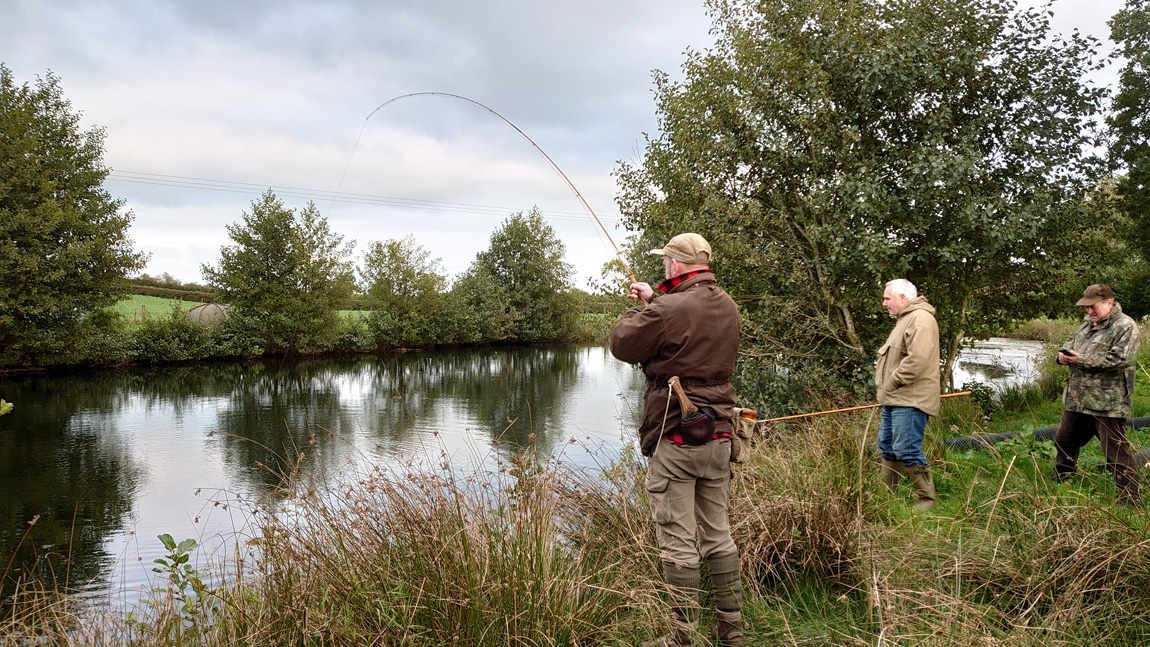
[
  {"xmin": 0, "ymin": 374, "xmax": 142, "ymax": 599},
  {"xmin": 952, "ymin": 338, "xmax": 1047, "ymax": 391},
  {"xmin": 0, "ymin": 345, "xmax": 645, "ymax": 603}
]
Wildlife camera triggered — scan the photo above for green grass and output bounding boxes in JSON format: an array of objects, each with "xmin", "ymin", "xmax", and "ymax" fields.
[
  {"xmin": 112, "ymin": 294, "xmax": 371, "ymax": 322},
  {"xmin": 111, "ymin": 295, "xmax": 607, "ymax": 337},
  {"xmin": 109, "ymin": 294, "xmax": 199, "ymax": 322},
  {"xmin": 5, "ymin": 326, "xmax": 1150, "ymax": 646},
  {"xmin": 8, "ymin": 402, "xmax": 1150, "ymax": 645}
]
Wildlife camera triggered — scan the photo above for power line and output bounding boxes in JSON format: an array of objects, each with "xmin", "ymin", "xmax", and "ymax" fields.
[{"xmin": 105, "ymin": 170, "xmax": 623, "ymax": 224}]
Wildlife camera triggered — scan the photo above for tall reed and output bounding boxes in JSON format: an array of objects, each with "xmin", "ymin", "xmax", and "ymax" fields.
[
  {"xmin": 209, "ymin": 449, "xmax": 667, "ymax": 646},
  {"xmin": 7, "ymin": 396, "xmax": 1150, "ymax": 646}
]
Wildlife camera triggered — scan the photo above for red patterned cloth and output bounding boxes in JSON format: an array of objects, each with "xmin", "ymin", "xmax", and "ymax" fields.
[
  {"xmin": 656, "ymin": 269, "xmax": 711, "ymax": 294},
  {"xmin": 663, "ymin": 422, "xmax": 733, "ymax": 446}
]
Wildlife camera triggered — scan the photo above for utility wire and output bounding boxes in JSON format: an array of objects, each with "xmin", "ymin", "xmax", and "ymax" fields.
[{"xmin": 106, "ymin": 170, "xmax": 623, "ymax": 224}]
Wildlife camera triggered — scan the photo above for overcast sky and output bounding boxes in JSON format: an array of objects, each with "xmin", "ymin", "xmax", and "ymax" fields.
[{"xmin": 0, "ymin": 0, "xmax": 1129, "ymax": 290}]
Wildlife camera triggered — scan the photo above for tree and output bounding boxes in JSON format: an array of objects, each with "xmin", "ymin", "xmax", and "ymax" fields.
[
  {"xmin": 473, "ymin": 209, "xmax": 578, "ymax": 341},
  {"xmin": 616, "ymin": 0, "xmax": 1106, "ymax": 409},
  {"xmin": 448, "ymin": 264, "xmax": 517, "ymax": 343},
  {"xmin": 201, "ymin": 190, "xmax": 355, "ymax": 353},
  {"xmin": 0, "ymin": 65, "xmax": 147, "ymax": 365},
  {"xmin": 1052, "ymin": 178, "xmax": 1150, "ymax": 319},
  {"xmin": 1110, "ymin": 0, "xmax": 1150, "ymax": 315},
  {"xmin": 360, "ymin": 235, "xmax": 449, "ymax": 346}
]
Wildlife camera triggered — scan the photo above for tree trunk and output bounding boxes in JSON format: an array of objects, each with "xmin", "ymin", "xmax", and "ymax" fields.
[{"xmin": 941, "ymin": 296, "xmax": 969, "ymax": 391}]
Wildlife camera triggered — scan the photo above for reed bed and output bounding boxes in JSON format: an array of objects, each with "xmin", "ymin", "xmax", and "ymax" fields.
[{"xmin": 6, "ymin": 395, "xmax": 1150, "ymax": 645}]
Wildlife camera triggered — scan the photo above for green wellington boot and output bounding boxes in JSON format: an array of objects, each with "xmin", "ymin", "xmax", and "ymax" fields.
[
  {"xmin": 880, "ymin": 459, "xmax": 904, "ymax": 493},
  {"xmin": 906, "ymin": 464, "xmax": 936, "ymax": 510}
]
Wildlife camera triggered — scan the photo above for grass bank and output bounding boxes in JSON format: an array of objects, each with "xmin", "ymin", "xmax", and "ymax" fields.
[
  {"xmin": 7, "ymin": 406, "xmax": 1150, "ymax": 646},
  {"xmin": 4, "ymin": 295, "xmax": 613, "ymax": 371},
  {"xmin": 4, "ymin": 328, "xmax": 1149, "ymax": 646}
]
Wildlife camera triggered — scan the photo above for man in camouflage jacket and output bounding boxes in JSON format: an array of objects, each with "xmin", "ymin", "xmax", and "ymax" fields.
[{"xmin": 1053, "ymin": 284, "xmax": 1143, "ymax": 502}]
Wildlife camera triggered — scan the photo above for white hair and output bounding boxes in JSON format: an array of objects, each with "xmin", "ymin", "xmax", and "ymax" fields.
[{"xmin": 884, "ymin": 278, "xmax": 918, "ymax": 300}]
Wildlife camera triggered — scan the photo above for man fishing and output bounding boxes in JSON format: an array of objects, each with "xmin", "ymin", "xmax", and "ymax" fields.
[
  {"xmin": 1052, "ymin": 284, "xmax": 1143, "ymax": 504},
  {"xmin": 609, "ymin": 233, "xmax": 745, "ymax": 647},
  {"xmin": 875, "ymin": 278, "xmax": 941, "ymax": 510}
]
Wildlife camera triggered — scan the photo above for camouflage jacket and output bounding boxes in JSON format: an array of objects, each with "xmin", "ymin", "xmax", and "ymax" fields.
[{"xmin": 1060, "ymin": 303, "xmax": 1142, "ymax": 419}]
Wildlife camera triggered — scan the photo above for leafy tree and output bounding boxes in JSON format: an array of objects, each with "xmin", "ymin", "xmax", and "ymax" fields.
[
  {"xmin": 201, "ymin": 190, "xmax": 355, "ymax": 353},
  {"xmin": 0, "ymin": 65, "xmax": 147, "ymax": 366},
  {"xmin": 616, "ymin": 0, "xmax": 1106, "ymax": 409},
  {"xmin": 1052, "ymin": 178, "xmax": 1150, "ymax": 319},
  {"xmin": 448, "ymin": 265, "xmax": 517, "ymax": 343},
  {"xmin": 472, "ymin": 209, "xmax": 578, "ymax": 342},
  {"xmin": 360, "ymin": 235, "xmax": 449, "ymax": 347},
  {"xmin": 1110, "ymin": 0, "xmax": 1150, "ymax": 313}
]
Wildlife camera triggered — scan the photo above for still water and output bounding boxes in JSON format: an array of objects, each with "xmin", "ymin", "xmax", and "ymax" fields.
[
  {"xmin": 952, "ymin": 337, "xmax": 1048, "ymax": 391},
  {"xmin": 0, "ymin": 338, "xmax": 1044, "ymax": 605},
  {"xmin": 0, "ymin": 345, "xmax": 646, "ymax": 606}
]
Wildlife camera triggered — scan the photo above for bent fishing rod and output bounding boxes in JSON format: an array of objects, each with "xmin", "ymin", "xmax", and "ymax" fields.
[{"xmin": 334, "ymin": 91, "xmax": 637, "ymax": 284}]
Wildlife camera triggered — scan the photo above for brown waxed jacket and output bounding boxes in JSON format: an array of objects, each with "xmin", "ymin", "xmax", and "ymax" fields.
[
  {"xmin": 609, "ymin": 272, "xmax": 740, "ymax": 456},
  {"xmin": 875, "ymin": 297, "xmax": 941, "ymax": 417}
]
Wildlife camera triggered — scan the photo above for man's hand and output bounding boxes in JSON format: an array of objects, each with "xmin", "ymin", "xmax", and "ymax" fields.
[
  {"xmin": 628, "ymin": 282, "xmax": 655, "ymax": 304},
  {"xmin": 1058, "ymin": 349, "xmax": 1079, "ymax": 366}
]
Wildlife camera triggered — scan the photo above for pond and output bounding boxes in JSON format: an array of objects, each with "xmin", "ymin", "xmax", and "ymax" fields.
[
  {"xmin": 951, "ymin": 337, "xmax": 1048, "ymax": 391},
  {"xmin": 0, "ymin": 337, "xmax": 1045, "ymax": 607},
  {"xmin": 0, "ymin": 345, "xmax": 646, "ymax": 607}
]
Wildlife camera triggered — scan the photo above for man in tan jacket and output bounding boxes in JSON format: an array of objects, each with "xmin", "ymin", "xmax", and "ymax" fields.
[{"xmin": 875, "ymin": 278, "xmax": 941, "ymax": 510}]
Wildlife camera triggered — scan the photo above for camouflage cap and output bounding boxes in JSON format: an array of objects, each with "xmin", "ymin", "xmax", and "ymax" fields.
[
  {"xmin": 648, "ymin": 233, "xmax": 711, "ymax": 265},
  {"xmin": 1075, "ymin": 284, "xmax": 1114, "ymax": 307}
]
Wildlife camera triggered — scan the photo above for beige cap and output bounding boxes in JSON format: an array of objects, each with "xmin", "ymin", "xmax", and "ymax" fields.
[
  {"xmin": 1075, "ymin": 284, "xmax": 1114, "ymax": 306},
  {"xmin": 648, "ymin": 233, "xmax": 711, "ymax": 265}
]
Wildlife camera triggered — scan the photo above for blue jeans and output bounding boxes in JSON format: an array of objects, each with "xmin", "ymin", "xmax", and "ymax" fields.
[{"xmin": 878, "ymin": 406, "xmax": 929, "ymax": 467}]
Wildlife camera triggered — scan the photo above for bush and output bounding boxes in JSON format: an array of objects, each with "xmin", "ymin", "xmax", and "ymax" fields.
[
  {"xmin": 130, "ymin": 306, "xmax": 214, "ymax": 364},
  {"xmin": 1006, "ymin": 316, "xmax": 1080, "ymax": 342},
  {"xmin": 65, "ymin": 312, "xmax": 134, "ymax": 366},
  {"xmin": 333, "ymin": 316, "xmax": 373, "ymax": 353},
  {"xmin": 127, "ymin": 284, "xmax": 217, "ymax": 303},
  {"xmin": 450, "ymin": 268, "xmax": 516, "ymax": 344},
  {"xmin": 208, "ymin": 316, "xmax": 265, "ymax": 358},
  {"xmin": 573, "ymin": 313, "xmax": 616, "ymax": 344}
]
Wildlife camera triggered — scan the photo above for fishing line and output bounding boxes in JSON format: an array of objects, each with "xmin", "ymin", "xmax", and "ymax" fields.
[{"xmin": 331, "ymin": 91, "xmax": 636, "ymax": 283}]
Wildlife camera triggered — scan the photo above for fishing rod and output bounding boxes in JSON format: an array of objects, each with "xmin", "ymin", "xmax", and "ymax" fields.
[
  {"xmin": 333, "ymin": 91, "xmax": 637, "ymax": 283},
  {"xmin": 753, "ymin": 391, "xmax": 972, "ymax": 425}
]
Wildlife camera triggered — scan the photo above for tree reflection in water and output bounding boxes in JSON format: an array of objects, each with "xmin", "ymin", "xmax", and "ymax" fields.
[
  {"xmin": 0, "ymin": 345, "xmax": 645, "ymax": 602},
  {"xmin": 0, "ymin": 373, "xmax": 143, "ymax": 605}
]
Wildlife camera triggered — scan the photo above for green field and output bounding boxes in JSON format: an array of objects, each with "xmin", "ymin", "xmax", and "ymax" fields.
[
  {"xmin": 110, "ymin": 294, "xmax": 200, "ymax": 322},
  {"xmin": 111, "ymin": 295, "xmax": 374, "ymax": 322}
]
